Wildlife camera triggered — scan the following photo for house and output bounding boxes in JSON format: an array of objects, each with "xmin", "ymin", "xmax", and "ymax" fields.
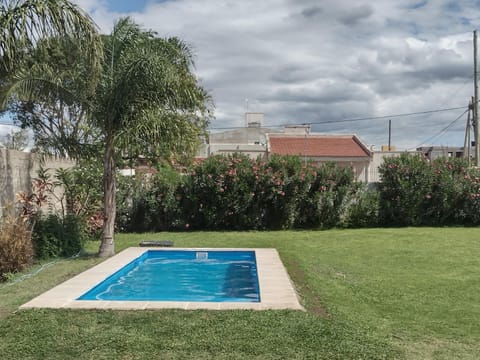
[
  {"xmin": 267, "ymin": 126, "xmax": 372, "ymax": 182},
  {"xmin": 198, "ymin": 114, "xmax": 375, "ymax": 182},
  {"xmin": 197, "ymin": 112, "xmax": 281, "ymax": 160},
  {"xmin": 416, "ymin": 146, "xmax": 471, "ymax": 161}
]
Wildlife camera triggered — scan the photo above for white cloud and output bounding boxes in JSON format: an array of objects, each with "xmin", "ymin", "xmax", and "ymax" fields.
[{"xmin": 72, "ymin": 0, "xmax": 480, "ymax": 149}]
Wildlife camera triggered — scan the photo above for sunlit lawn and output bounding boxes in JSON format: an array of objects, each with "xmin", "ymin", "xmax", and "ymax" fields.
[{"xmin": 1, "ymin": 228, "xmax": 479, "ymax": 359}]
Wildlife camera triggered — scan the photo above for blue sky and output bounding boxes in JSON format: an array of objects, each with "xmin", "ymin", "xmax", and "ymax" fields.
[
  {"xmin": 3, "ymin": 0, "xmax": 480, "ymax": 150},
  {"xmin": 104, "ymin": 0, "xmax": 148, "ymax": 13}
]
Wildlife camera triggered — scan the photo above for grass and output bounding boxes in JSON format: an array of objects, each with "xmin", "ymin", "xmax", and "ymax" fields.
[{"xmin": 1, "ymin": 228, "xmax": 479, "ymax": 359}]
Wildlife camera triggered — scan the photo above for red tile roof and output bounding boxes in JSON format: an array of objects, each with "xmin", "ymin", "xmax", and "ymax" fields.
[{"xmin": 268, "ymin": 135, "xmax": 371, "ymax": 158}]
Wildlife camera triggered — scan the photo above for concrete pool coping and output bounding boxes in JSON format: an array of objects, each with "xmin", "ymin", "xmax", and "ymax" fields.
[{"xmin": 20, "ymin": 247, "xmax": 304, "ymax": 311}]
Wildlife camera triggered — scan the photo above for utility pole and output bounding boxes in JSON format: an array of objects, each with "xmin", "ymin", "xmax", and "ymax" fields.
[
  {"xmin": 464, "ymin": 99, "xmax": 472, "ymax": 166},
  {"xmin": 474, "ymin": 30, "xmax": 479, "ymax": 166},
  {"xmin": 388, "ymin": 119, "xmax": 392, "ymax": 151}
]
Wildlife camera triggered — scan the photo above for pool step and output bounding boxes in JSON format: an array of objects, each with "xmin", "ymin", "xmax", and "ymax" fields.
[{"xmin": 139, "ymin": 240, "xmax": 174, "ymax": 247}]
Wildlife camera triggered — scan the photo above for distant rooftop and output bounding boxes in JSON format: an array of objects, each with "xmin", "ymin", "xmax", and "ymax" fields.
[{"xmin": 268, "ymin": 134, "xmax": 371, "ymax": 158}]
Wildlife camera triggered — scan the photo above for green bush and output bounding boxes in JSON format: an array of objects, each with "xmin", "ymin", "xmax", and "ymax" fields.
[
  {"xmin": 295, "ymin": 162, "xmax": 358, "ymax": 229},
  {"xmin": 179, "ymin": 154, "xmax": 259, "ymax": 229},
  {"xmin": 378, "ymin": 154, "xmax": 480, "ymax": 226},
  {"xmin": 54, "ymin": 159, "xmax": 104, "ymax": 237},
  {"xmin": 116, "ymin": 164, "xmax": 184, "ymax": 232},
  {"xmin": 0, "ymin": 214, "xmax": 33, "ymax": 282},
  {"xmin": 115, "ymin": 153, "xmax": 480, "ymax": 231},
  {"xmin": 342, "ymin": 185, "xmax": 380, "ymax": 228},
  {"xmin": 161, "ymin": 154, "xmax": 358, "ymax": 231},
  {"xmin": 378, "ymin": 153, "xmax": 433, "ymax": 226},
  {"xmin": 32, "ymin": 214, "xmax": 84, "ymax": 259},
  {"xmin": 116, "ymin": 154, "xmax": 362, "ymax": 231}
]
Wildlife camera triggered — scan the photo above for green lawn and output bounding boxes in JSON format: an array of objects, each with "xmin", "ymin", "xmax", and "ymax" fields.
[{"xmin": 1, "ymin": 228, "xmax": 479, "ymax": 359}]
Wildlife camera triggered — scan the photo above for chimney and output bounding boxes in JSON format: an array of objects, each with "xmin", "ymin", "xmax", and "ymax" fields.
[{"xmin": 245, "ymin": 112, "xmax": 264, "ymax": 128}]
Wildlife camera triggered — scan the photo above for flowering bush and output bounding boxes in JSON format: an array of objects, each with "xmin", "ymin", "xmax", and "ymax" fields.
[
  {"xmin": 178, "ymin": 154, "xmax": 259, "ymax": 229},
  {"xmin": 378, "ymin": 153, "xmax": 433, "ymax": 226},
  {"xmin": 116, "ymin": 163, "xmax": 185, "ymax": 232},
  {"xmin": 115, "ymin": 154, "xmax": 359, "ymax": 231},
  {"xmin": 295, "ymin": 162, "xmax": 358, "ymax": 229},
  {"xmin": 178, "ymin": 154, "xmax": 358, "ymax": 230},
  {"xmin": 378, "ymin": 154, "xmax": 480, "ymax": 226}
]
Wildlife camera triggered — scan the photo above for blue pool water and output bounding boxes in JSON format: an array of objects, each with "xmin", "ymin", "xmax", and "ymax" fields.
[{"xmin": 78, "ymin": 250, "xmax": 260, "ymax": 302}]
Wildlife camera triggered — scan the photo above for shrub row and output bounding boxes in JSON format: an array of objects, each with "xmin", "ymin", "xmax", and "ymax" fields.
[
  {"xmin": 117, "ymin": 153, "xmax": 480, "ymax": 232},
  {"xmin": 116, "ymin": 154, "xmax": 359, "ymax": 231},
  {"xmin": 378, "ymin": 153, "xmax": 480, "ymax": 226}
]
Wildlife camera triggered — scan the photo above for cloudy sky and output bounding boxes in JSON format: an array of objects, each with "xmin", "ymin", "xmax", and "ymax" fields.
[{"xmin": 3, "ymin": 0, "xmax": 480, "ymax": 150}]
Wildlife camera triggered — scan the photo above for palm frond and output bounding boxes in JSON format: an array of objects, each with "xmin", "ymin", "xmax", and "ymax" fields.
[
  {"xmin": 0, "ymin": 63, "xmax": 84, "ymax": 108},
  {"xmin": 0, "ymin": 0, "xmax": 102, "ymax": 72}
]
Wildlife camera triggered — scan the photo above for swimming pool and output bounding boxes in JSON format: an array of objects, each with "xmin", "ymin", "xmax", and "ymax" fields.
[
  {"xmin": 21, "ymin": 247, "xmax": 303, "ymax": 310},
  {"xmin": 78, "ymin": 250, "xmax": 260, "ymax": 302}
]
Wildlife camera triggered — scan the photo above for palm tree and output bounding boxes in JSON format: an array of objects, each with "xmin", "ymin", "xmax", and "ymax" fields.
[
  {"xmin": 0, "ymin": 1, "xmax": 102, "ymax": 148},
  {"xmin": 95, "ymin": 18, "xmax": 212, "ymax": 257},
  {"xmin": 1, "ymin": 16, "xmax": 212, "ymax": 257},
  {"xmin": 0, "ymin": 0, "xmax": 101, "ymax": 74}
]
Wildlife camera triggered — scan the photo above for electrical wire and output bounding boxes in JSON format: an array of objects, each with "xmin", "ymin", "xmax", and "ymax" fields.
[
  {"xmin": 411, "ymin": 109, "xmax": 469, "ymax": 149},
  {"xmin": 1, "ymin": 105, "xmax": 469, "ymax": 130},
  {"xmin": 307, "ymin": 106, "xmax": 468, "ymax": 125},
  {"xmin": 207, "ymin": 105, "xmax": 468, "ymax": 130}
]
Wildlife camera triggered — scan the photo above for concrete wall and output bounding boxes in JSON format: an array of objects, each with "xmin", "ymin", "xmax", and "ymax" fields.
[
  {"xmin": 368, "ymin": 151, "xmax": 421, "ymax": 183},
  {"xmin": 0, "ymin": 149, "xmax": 75, "ymax": 217}
]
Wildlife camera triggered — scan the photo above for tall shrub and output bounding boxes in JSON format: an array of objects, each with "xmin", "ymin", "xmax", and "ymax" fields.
[
  {"xmin": 378, "ymin": 153, "xmax": 433, "ymax": 226},
  {"xmin": 378, "ymin": 154, "xmax": 480, "ymax": 226},
  {"xmin": 180, "ymin": 154, "xmax": 358, "ymax": 230},
  {"xmin": 179, "ymin": 154, "xmax": 258, "ymax": 230},
  {"xmin": 32, "ymin": 214, "xmax": 84, "ymax": 259},
  {"xmin": 295, "ymin": 163, "xmax": 358, "ymax": 229},
  {"xmin": 0, "ymin": 214, "xmax": 33, "ymax": 281},
  {"xmin": 252, "ymin": 155, "xmax": 306, "ymax": 229},
  {"xmin": 116, "ymin": 164, "xmax": 184, "ymax": 232},
  {"xmin": 341, "ymin": 185, "xmax": 380, "ymax": 228},
  {"xmin": 424, "ymin": 158, "xmax": 468, "ymax": 225},
  {"xmin": 54, "ymin": 159, "xmax": 104, "ymax": 237}
]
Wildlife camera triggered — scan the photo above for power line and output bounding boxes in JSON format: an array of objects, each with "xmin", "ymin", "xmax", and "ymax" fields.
[
  {"xmin": 1, "ymin": 105, "xmax": 469, "ymax": 130},
  {"xmin": 411, "ymin": 109, "xmax": 469, "ymax": 149},
  {"xmin": 207, "ymin": 105, "xmax": 468, "ymax": 130},
  {"xmin": 307, "ymin": 106, "xmax": 467, "ymax": 125}
]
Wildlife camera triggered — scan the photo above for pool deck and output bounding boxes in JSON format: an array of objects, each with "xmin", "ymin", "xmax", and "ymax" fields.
[{"xmin": 20, "ymin": 248, "xmax": 304, "ymax": 311}]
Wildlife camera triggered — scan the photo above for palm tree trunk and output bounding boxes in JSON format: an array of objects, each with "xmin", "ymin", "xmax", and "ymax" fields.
[{"xmin": 98, "ymin": 132, "xmax": 116, "ymax": 257}]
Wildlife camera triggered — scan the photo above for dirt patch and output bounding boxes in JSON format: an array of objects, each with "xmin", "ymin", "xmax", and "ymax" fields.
[
  {"xmin": 285, "ymin": 257, "xmax": 329, "ymax": 318},
  {"xmin": 0, "ymin": 307, "xmax": 12, "ymax": 319}
]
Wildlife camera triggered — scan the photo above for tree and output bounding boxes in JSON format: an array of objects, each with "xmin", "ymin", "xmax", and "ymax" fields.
[
  {"xmin": 0, "ymin": 127, "xmax": 28, "ymax": 150},
  {"xmin": 0, "ymin": 0, "xmax": 101, "ymax": 75},
  {"xmin": 5, "ymin": 36, "xmax": 100, "ymax": 157},
  {"xmin": 1, "ymin": 16, "xmax": 212, "ymax": 257},
  {"xmin": 95, "ymin": 18, "xmax": 212, "ymax": 257},
  {"xmin": 0, "ymin": 0, "xmax": 102, "ymax": 156}
]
